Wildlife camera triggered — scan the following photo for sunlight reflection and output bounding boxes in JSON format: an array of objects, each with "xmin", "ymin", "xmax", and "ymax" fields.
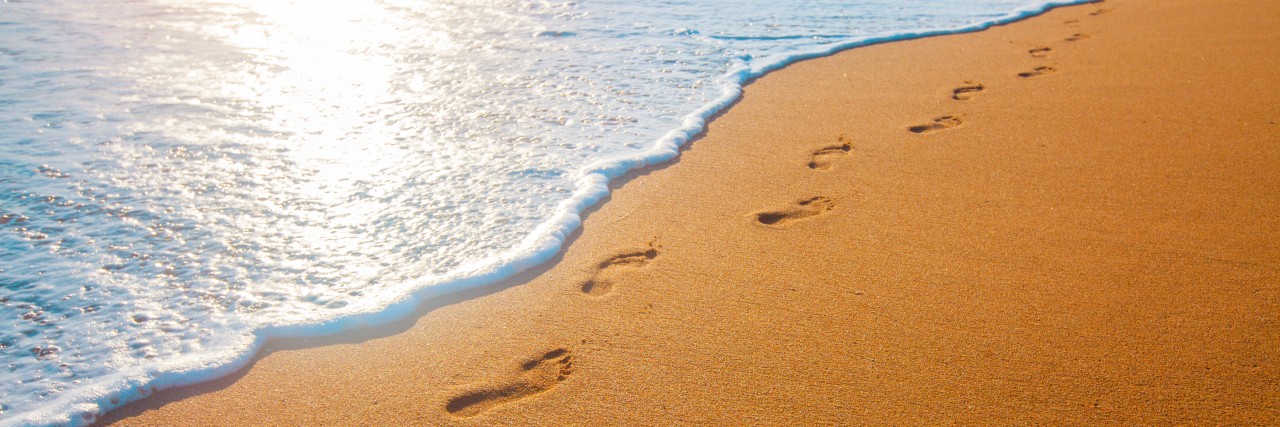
[
  {"xmin": 146, "ymin": 0, "xmax": 444, "ymax": 294},
  {"xmin": 177, "ymin": 3, "xmax": 416, "ymax": 208}
]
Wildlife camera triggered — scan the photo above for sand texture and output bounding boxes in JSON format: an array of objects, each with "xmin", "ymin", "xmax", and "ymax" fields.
[{"xmin": 100, "ymin": 0, "xmax": 1279, "ymax": 425}]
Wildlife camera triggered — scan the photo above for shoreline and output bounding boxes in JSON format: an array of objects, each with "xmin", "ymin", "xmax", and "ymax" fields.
[
  {"xmin": 100, "ymin": 0, "xmax": 1279, "ymax": 425},
  {"xmin": 2, "ymin": 3, "xmax": 1108, "ymax": 425}
]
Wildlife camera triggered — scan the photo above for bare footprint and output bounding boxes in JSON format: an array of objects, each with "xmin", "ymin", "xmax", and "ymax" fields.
[
  {"xmin": 1065, "ymin": 33, "xmax": 1091, "ymax": 42},
  {"xmin": 580, "ymin": 242, "xmax": 659, "ymax": 296},
  {"xmin": 951, "ymin": 83, "xmax": 985, "ymax": 101},
  {"xmin": 807, "ymin": 136, "xmax": 852, "ymax": 170},
  {"xmin": 446, "ymin": 348, "xmax": 575, "ymax": 417},
  {"xmin": 1063, "ymin": 19, "xmax": 1080, "ymax": 25},
  {"xmin": 1090, "ymin": 8, "xmax": 1113, "ymax": 15},
  {"xmin": 1018, "ymin": 66, "xmax": 1057, "ymax": 78},
  {"xmin": 754, "ymin": 196, "xmax": 835, "ymax": 226},
  {"xmin": 908, "ymin": 116, "xmax": 963, "ymax": 134},
  {"xmin": 1029, "ymin": 46, "xmax": 1051, "ymax": 58}
]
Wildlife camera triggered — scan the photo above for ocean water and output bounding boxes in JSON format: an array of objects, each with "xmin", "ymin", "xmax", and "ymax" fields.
[{"xmin": 0, "ymin": 0, "xmax": 1088, "ymax": 425}]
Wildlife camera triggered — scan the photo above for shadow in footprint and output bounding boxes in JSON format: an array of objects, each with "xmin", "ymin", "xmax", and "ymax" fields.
[
  {"xmin": 1029, "ymin": 47, "xmax": 1051, "ymax": 58},
  {"xmin": 580, "ymin": 243, "xmax": 659, "ymax": 296},
  {"xmin": 1018, "ymin": 66, "xmax": 1057, "ymax": 78},
  {"xmin": 1065, "ymin": 33, "xmax": 1091, "ymax": 41},
  {"xmin": 952, "ymin": 84, "xmax": 985, "ymax": 101},
  {"xmin": 908, "ymin": 116, "xmax": 963, "ymax": 134},
  {"xmin": 446, "ymin": 348, "xmax": 575, "ymax": 418},
  {"xmin": 808, "ymin": 136, "xmax": 852, "ymax": 170},
  {"xmin": 1090, "ymin": 8, "xmax": 1113, "ymax": 15},
  {"xmin": 754, "ymin": 197, "xmax": 835, "ymax": 226}
]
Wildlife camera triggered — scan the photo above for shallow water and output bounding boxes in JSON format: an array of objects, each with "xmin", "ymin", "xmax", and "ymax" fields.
[{"xmin": 0, "ymin": 0, "xmax": 1087, "ymax": 424}]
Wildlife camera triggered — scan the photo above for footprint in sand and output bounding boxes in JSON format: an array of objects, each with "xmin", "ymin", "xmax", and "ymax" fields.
[
  {"xmin": 1029, "ymin": 47, "xmax": 1051, "ymax": 58},
  {"xmin": 908, "ymin": 115, "xmax": 963, "ymax": 134},
  {"xmin": 1017, "ymin": 66, "xmax": 1057, "ymax": 78},
  {"xmin": 1065, "ymin": 33, "xmax": 1091, "ymax": 42},
  {"xmin": 446, "ymin": 348, "xmax": 575, "ymax": 417},
  {"xmin": 951, "ymin": 83, "xmax": 985, "ymax": 101},
  {"xmin": 579, "ymin": 243, "xmax": 659, "ymax": 296},
  {"xmin": 754, "ymin": 196, "xmax": 835, "ymax": 226},
  {"xmin": 807, "ymin": 136, "xmax": 852, "ymax": 170},
  {"xmin": 1090, "ymin": 8, "xmax": 1113, "ymax": 16},
  {"xmin": 1063, "ymin": 19, "xmax": 1081, "ymax": 25}
]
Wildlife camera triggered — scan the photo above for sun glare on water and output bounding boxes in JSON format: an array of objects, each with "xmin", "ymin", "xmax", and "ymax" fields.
[
  {"xmin": 136, "ymin": 0, "xmax": 469, "ymax": 268},
  {"xmin": 172, "ymin": 0, "xmax": 408, "ymax": 186}
]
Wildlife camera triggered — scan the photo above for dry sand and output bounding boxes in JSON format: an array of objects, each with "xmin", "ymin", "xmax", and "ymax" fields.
[{"xmin": 100, "ymin": 0, "xmax": 1279, "ymax": 425}]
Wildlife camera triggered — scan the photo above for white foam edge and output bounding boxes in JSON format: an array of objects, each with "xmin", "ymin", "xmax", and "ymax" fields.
[{"xmin": 1, "ymin": 1, "xmax": 1095, "ymax": 425}]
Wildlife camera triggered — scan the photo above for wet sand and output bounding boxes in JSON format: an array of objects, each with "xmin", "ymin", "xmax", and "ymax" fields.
[{"xmin": 100, "ymin": 0, "xmax": 1280, "ymax": 425}]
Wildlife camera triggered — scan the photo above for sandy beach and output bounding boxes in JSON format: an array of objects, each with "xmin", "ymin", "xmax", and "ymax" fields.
[{"xmin": 99, "ymin": 0, "xmax": 1279, "ymax": 425}]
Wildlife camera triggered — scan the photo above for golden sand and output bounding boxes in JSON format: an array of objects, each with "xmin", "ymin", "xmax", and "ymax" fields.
[{"xmin": 101, "ymin": 0, "xmax": 1279, "ymax": 425}]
